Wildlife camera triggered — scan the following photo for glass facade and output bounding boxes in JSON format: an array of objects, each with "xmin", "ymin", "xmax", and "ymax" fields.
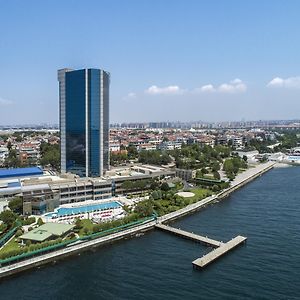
[
  {"xmin": 88, "ymin": 69, "xmax": 101, "ymax": 177},
  {"xmin": 102, "ymin": 71, "xmax": 110, "ymax": 171},
  {"xmin": 59, "ymin": 68, "xmax": 110, "ymax": 177},
  {"xmin": 65, "ymin": 69, "xmax": 87, "ymax": 177}
]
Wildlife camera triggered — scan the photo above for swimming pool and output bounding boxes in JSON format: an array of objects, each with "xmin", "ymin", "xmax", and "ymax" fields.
[{"xmin": 45, "ymin": 201, "xmax": 121, "ymax": 218}]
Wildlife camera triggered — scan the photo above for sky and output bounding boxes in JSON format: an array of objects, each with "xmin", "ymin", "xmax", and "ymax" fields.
[{"xmin": 0, "ymin": 0, "xmax": 300, "ymax": 125}]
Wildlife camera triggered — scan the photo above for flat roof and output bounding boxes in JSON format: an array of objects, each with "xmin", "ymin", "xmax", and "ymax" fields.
[
  {"xmin": 0, "ymin": 167, "xmax": 43, "ymax": 179},
  {"xmin": 20, "ymin": 223, "xmax": 74, "ymax": 242}
]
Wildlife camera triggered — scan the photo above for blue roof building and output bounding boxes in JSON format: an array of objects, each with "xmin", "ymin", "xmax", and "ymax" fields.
[{"xmin": 0, "ymin": 167, "xmax": 43, "ymax": 179}]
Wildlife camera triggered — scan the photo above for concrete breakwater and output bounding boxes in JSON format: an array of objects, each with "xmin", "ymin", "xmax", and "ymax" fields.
[{"xmin": 0, "ymin": 162, "xmax": 275, "ymax": 279}]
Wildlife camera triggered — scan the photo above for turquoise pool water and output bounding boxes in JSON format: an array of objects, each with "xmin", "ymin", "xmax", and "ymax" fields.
[{"xmin": 45, "ymin": 201, "xmax": 121, "ymax": 218}]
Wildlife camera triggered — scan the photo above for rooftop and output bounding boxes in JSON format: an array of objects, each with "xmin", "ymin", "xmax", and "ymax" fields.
[
  {"xmin": 0, "ymin": 167, "xmax": 43, "ymax": 179},
  {"xmin": 20, "ymin": 223, "xmax": 74, "ymax": 242}
]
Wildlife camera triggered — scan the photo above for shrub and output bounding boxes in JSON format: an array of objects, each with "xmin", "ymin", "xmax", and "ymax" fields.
[
  {"xmin": 37, "ymin": 218, "xmax": 44, "ymax": 226},
  {"xmin": 22, "ymin": 217, "xmax": 35, "ymax": 226},
  {"xmin": 212, "ymin": 185, "xmax": 220, "ymax": 192},
  {"xmin": 15, "ymin": 229, "xmax": 23, "ymax": 237}
]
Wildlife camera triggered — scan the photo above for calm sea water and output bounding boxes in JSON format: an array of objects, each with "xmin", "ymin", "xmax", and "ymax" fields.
[{"xmin": 1, "ymin": 166, "xmax": 300, "ymax": 300}]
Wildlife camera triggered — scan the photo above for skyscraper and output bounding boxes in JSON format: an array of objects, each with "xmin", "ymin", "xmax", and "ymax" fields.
[{"xmin": 58, "ymin": 68, "xmax": 110, "ymax": 177}]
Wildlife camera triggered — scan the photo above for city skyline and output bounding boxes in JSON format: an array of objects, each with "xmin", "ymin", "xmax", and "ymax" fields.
[{"xmin": 1, "ymin": 1, "xmax": 300, "ymax": 124}]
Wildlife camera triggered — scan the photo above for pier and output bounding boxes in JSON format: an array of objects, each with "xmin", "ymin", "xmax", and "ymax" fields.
[
  {"xmin": 155, "ymin": 223, "xmax": 247, "ymax": 269},
  {"xmin": 192, "ymin": 235, "xmax": 247, "ymax": 268},
  {"xmin": 155, "ymin": 224, "xmax": 222, "ymax": 247}
]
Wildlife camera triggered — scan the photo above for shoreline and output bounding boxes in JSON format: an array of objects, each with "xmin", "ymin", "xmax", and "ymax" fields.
[{"xmin": 0, "ymin": 162, "xmax": 275, "ymax": 279}]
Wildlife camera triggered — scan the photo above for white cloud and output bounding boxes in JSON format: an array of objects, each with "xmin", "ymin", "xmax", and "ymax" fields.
[
  {"xmin": 123, "ymin": 92, "xmax": 137, "ymax": 101},
  {"xmin": 145, "ymin": 85, "xmax": 184, "ymax": 95},
  {"xmin": 200, "ymin": 84, "xmax": 216, "ymax": 92},
  {"xmin": 0, "ymin": 97, "xmax": 13, "ymax": 106},
  {"xmin": 267, "ymin": 76, "xmax": 300, "ymax": 89},
  {"xmin": 218, "ymin": 78, "xmax": 247, "ymax": 93},
  {"xmin": 197, "ymin": 78, "xmax": 247, "ymax": 94},
  {"xmin": 126, "ymin": 92, "xmax": 137, "ymax": 99},
  {"xmin": 230, "ymin": 78, "xmax": 243, "ymax": 84}
]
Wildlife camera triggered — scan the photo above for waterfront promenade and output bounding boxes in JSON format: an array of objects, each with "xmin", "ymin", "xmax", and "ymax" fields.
[
  {"xmin": 0, "ymin": 220, "xmax": 157, "ymax": 279},
  {"xmin": 0, "ymin": 162, "xmax": 275, "ymax": 279},
  {"xmin": 159, "ymin": 161, "xmax": 275, "ymax": 223}
]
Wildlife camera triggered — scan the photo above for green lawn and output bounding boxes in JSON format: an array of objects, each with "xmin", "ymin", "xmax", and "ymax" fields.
[
  {"xmin": 78, "ymin": 219, "xmax": 95, "ymax": 236},
  {"xmin": 0, "ymin": 236, "xmax": 20, "ymax": 254},
  {"xmin": 187, "ymin": 188, "xmax": 213, "ymax": 203},
  {"xmin": 153, "ymin": 188, "xmax": 213, "ymax": 216}
]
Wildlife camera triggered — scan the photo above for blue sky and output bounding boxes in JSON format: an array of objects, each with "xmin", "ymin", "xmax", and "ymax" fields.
[{"xmin": 0, "ymin": 0, "xmax": 300, "ymax": 124}]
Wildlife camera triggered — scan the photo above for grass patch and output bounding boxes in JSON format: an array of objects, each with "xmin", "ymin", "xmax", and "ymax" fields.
[
  {"xmin": 187, "ymin": 188, "xmax": 213, "ymax": 203},
  {"xmin": 153, "ymin": 188, "xmax": 212, "ymax": 216},
  {"xmin": 78, "ymin": 219, "xmax": 95, "ymax": 236},
  {"xmin": 0, "ymin": 236, "xmax": 20, "ymax": 254}
]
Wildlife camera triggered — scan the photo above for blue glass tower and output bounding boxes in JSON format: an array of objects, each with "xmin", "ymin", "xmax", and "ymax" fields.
[{"xmin": 58, "ymin": 68, "xmax": 110, "ymax": 177}]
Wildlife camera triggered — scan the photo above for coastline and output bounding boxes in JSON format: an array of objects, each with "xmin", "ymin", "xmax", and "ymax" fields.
[{"xmin": 0, "ymin": 162, "xmax": 275, "ymax": 279}]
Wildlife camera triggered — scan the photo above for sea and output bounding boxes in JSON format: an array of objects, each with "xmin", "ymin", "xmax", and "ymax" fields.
[{"xmin": 0, "ymin": 166, "xmax": 300, "ymax": 300}]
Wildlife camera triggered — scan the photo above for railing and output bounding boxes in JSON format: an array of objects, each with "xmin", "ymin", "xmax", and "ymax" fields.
[
  {"xmin": 0, "ymin": 221, "xmax": 21, "ymax": 248},
  {"xmin": 0, "ymin": 215, "xmax": 156, "ymax": 267}
]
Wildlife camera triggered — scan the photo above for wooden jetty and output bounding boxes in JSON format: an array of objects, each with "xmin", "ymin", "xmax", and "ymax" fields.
[
  {"xmin": 155, "ymin": 223, "xmax": 247, "ymax": 269},
  {"xmin": 155, "ymin": 224, "xmax": 222, "ymax": 247},
  {"xmin": 192, "ymin": 235, "xmax": 247, "ymax": 268}
]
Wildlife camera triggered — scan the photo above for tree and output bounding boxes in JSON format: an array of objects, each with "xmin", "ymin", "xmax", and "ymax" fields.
[
  {"xmin": 223, "ymin": 159, "xmax": 234, "ymax": 174},
  {"xmin": 213, "ymin": 171, "xmax": 221, "ymax": 180},
  {"xmin": 110, "ymin": 152, "xmax": 127, "ymax": 166},
  {"xmin": 161, "ymin": 182, "xmax": 170, "ymax": 191},
  {"xmin": 15, "ymin": 229, "xmax": 23, "ymax": 237},
  {"xmin": 150, "ymin": 180, "xmax": 159, "ymax": 190},
  {"xmin": 201, "ymin": 168, "xmax": 208, "ymax": 174},
  {"xmin": 39, "ymin": 142, "xmax": 60, "ymax": 170},
  {"xmin": 7, "ymin": 141, "xmax": 12, "ymax": 151},
  {"xmin": 138, "ymin": 150, "xmax": 171, "ymax": 165},
  {"xmin": 135, "ymin": 200, "xmax": 154, "ymax": 217},
  {"xmin": 15, "ymin": 135, "xmax": 22, "ymax": 142},
  {"xmin": 37, "ymin": 218, "xmax": 44, "ymax": 226},
  {"xmin": 74, "ymin": 218, "xmax": 83, "ymax": 229},
  {"xmin": 152, "ymin": 190, "xmax": 160, "ymax": 200},
  {"xmin": 212, "ymin": 185, "xmax": 220, "ymax": 192},
  {"xmin": 4, "ymin": 149, "xmax": 21, "ymax": 168},
  {"xmin": 211, "ymin": 162, "xmax": 220, "ymax": 172},
  {"xmin": 0, "ymin": 210, "xmax": 17, "ymax": 227},
  {"xmin": 121, "ymin": 180, "xmax": 133, "ymax": 191},
  {"xmin": 8, "ymin": 197, "xmax": 23, "ymax": 214},
  {"xmin": 127, "ymin": 145, "xmax": 138, "ymax": 159}
]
